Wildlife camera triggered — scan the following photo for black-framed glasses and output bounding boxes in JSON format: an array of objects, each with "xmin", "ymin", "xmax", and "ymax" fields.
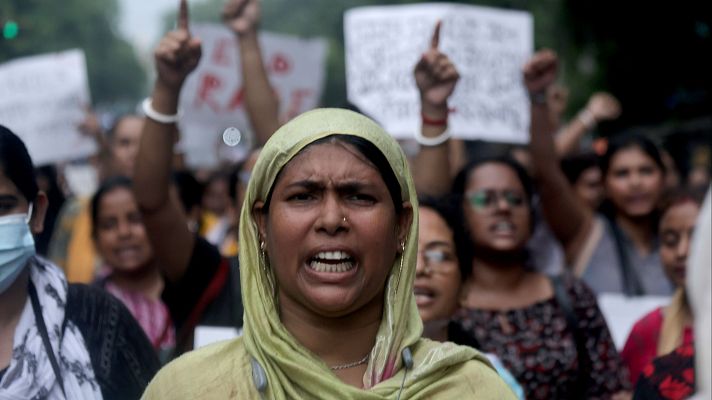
[{"xmin": 466, "ymin": 189, "xmax": 526, "ymax": 212}]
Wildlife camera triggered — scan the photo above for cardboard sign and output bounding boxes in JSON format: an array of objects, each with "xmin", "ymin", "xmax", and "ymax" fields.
[
  {"xmin": 178, "ymin": 24, "xmax": 328, "ymax": 167},
  {"xmin": 598, "ymin": 293, "xmax": 671, "ymax": 349},
  {"xmin": 345, "ymin": 3, "xmax": 533, "ymax": 143},
  {"xmin": 0, "ymin": 49, "xmax": 95, "ymax": 165}
]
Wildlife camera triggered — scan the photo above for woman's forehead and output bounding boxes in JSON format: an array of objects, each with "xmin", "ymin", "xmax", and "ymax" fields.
[
  {"xmin": 466, "ymin": 162, "xmax": 522, "ymax": 190},
  {"xmin": 277, "ymin": 142, "xmax": 381, "ymax": 184}
]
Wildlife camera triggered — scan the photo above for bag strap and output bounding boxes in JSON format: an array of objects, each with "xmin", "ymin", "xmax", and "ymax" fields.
[
  {"xmin": 28, "ymin": 281, "xmax": 67, "ymax": 398},
  {"xmin": 550, "ymin": 275, "xmax": 590, "ymax": 398},
  {"xmin": 606, "ymin": 217, "xmax": 645, "ymax": 295}
]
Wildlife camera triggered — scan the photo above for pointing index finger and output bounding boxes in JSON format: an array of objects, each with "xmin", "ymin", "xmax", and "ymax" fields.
[
  {"xmin": 178, "ymin": 0, "xmax": 190, "ymax": 32},
  {"xmin": 430, "ymin": 20, "xmax": 442, "ymax": 49}
]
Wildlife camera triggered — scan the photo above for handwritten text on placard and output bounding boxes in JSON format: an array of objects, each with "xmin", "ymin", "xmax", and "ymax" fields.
[{"xmin": 345, "ymin": 3, "xmax": 532, "ymax": 143}]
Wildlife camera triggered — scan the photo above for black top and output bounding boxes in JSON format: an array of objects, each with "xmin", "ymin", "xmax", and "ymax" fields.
[
  {"xmin": 66, "ymin": 284, "xmax": 160, "ymax": 399},
  {"xmin": 161, "ymin": 236, "xmax": 243, "ymax": 352}
]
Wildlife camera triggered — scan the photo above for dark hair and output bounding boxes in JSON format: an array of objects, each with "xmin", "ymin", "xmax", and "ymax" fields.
[
  {"xmin": 106, "ymin": 114, "xmax": 141, "ymax": 141},
  {"xmin": 601, "ymin": 132, "xmax": 665, "ymax": 177},
  {"xmin": 228, "ymin": 161, "xmax": 246, "ymax": 201},
  {"xmin": 91, "ymin": 176, "xmax": 133, "ymax": 237},
  {"xmin": 560, "ymin": 152, "xmax": 601, "ymax": 185},
  {"xmin": 659, "ymin": 186, "xmax": 707, "ymax": 218},
  {"xmin": 264, "ymin": 134, "xmax": 403, "ymax": 214},
  {"xmin": 599, "ymin": 133, "xmax": 665, "ymax": 220},
  {"xmin": 450, "ymin": 155, "xmax": 535, "ymax": 279},
  {"xmin": 418, "ymin": 195, "xmax": 458, "ymax": 236},
  {"xmin": 0, "ymin": 125, "xmax": 39, "ymax": 203},
  {"xmin": 172, "ymin": 170, "xmax": 203, "ymax": 214}
]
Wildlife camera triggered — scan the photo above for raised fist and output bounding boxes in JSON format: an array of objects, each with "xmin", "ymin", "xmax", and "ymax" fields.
[
  {"xmin": 222, "ymin": 0, "xmax": 261, "ymax": 36},
  {"xmin": 522, "ymin": 49, "xmax": 558, "ymax": 96},
  {"xmin": 586, "ymin": 92, "xmax": 621, "ymax": 122}
]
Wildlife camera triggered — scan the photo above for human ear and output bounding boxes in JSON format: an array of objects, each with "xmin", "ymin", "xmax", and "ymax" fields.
[
  {"xmin": 29, "ymin": 192, "xmax": 48, "ymax": 235},
  {"xmin": 396, "ymin": 201, "xmax": 414, "ymax": 252}
]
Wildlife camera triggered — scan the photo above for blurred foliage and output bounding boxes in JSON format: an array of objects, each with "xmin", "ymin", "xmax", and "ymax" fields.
[
  {"xmin": 0, "ymin": 0, "xmax": 146, "ymax": 106},
  {"xmin": 167, "ymin": 0, "xmax": 711, "ymax": 131}
]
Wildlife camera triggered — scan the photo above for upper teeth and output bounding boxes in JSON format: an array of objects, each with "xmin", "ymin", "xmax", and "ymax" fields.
[
  {"xmin": 315, "ymin": 251, "xmax": 351, "ymax": 261},
  {"xmin": 494, "ymin": 222, "xmax": 513, "ymax": 230}
]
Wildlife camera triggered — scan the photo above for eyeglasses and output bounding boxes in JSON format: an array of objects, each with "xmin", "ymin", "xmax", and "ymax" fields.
[
  {"xmin": 419, "ymin": 249, "xmax": 458, "ymax": 274},
  {"xmin": 466, "ymin": 190, "xmax": 526, "ymax": 212}
]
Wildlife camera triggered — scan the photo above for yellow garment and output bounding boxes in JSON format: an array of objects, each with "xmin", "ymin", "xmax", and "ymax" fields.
[
  {"xmin": 143, "ymin": 108, "xmax": 514, "ymax": 399},
  {"xmin": 65, "ymin": 198, "xmax": 98, "ymax": 283}
]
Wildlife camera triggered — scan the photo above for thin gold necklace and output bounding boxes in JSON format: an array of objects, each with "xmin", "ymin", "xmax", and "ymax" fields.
[{"xmin": 329, "ymin": 353, "xmax": 370, "ymax": 371}]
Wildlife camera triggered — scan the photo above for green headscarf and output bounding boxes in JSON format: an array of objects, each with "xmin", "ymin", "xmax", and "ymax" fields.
[{"xmin": 239, "ymin": 108, "xmax": 487, "ymax": 398}]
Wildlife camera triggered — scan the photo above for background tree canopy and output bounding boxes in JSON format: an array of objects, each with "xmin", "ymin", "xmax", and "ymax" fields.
[{"xmin": 1, "ymin": 0, "xmax": 145, "ymax": 107}]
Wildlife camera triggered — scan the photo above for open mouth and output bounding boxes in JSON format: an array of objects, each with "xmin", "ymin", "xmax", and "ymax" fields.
[
  {"xmin": 490, "ymin": 221, "xmax": 515, "ymax": 234},
  {"xmin": 413, "ymin": 286, "xmax": 436, "ymax": 306},
  {"xmin": 307, "ymin": 251, "xmax": 356, "ymax": 273}
]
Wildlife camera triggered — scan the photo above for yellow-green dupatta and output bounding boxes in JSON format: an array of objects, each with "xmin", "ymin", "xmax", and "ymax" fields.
[{"xmin": 238, "ymin": 108, "xmax": 499, "ymax": 399}]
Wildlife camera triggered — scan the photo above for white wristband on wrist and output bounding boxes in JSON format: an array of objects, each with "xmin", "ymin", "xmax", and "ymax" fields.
[
  {"xmin": 414, "ymin": 128, "xmax": 451, "ymax": 147},
  {"xmin": 142, "ymin": 98, "xmax": 181, "ymax": 124}
]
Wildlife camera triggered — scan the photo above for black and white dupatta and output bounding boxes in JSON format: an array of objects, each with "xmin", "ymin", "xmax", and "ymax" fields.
[{"xmin": 0, "ymin": 258, "xmax": 102, "ymax": 399}]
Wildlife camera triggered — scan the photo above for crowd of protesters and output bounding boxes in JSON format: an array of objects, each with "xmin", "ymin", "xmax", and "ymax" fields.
[{"xmin": 1, "ymin": 0, "xmax": 710, "ymax": 398}]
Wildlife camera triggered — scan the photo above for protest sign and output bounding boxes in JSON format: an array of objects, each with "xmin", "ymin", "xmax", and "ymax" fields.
[
  {"xmin": 598, "ymin": 293, "xmax": 671, "ymax": 349},
  {"xmin": 178, "ymin": 24, "xmax": 328, "ymax": 167},
  {"xmin": 0, "ymin": 49, "xmax": 95, "ymax": 165},
  {"xmin": 345, "ymin": 3, "xmax": 533, "ymax": 143}
]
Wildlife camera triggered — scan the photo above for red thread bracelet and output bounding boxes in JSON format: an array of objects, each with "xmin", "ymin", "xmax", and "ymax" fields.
[{"xmin": 421, "ymin": 112, "xmax": 448, "ymax": 126}]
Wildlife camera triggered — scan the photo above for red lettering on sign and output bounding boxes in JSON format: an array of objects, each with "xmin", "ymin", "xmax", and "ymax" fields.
[
  {"xmin": 194, "ymin": 74, "xmax": 222, "ymax": 113},
  {"xmin": 212, "ymin": 38, "xmax": 232, "ymax": 66},
  {"xmin": 285, "ymin": 89, "xmax": 313, "ymax": 119},
  {"xmin": 227, "ymin": 86, "xmax": 246, "ymax": 111},
  {"xmin": 270, "ymin": 53, "xmax": 291, "ymax": 74}
]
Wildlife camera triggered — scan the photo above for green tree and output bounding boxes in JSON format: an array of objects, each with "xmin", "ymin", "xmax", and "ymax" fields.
[{"xmin": 1, "ymin": 0, "xmax": 146, "ymax": 106}]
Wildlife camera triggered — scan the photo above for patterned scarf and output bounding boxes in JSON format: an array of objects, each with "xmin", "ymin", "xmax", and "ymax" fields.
[{"xmin": 0, "ymin": 257, "xmax": 102, "ymax": 399}]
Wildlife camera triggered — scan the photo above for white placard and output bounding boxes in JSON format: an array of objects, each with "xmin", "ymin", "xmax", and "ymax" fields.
[
  {"xmin": 194, "ymin": 325, "xmax": 242, "ymax": 349},
  {"xmin": 598, "ymin": 293, "xmax": 671, "ymax": 350},
  {"xmin": 178, "ymin": 24, "xmax": 328, "ymax": 168},
  {"xmin": 345, "ymin": 3, "xmax": 533, "ymax": 143},
  {"xmin": 0, "ymin": 49, "xmax": 95, "ymax": 165}
]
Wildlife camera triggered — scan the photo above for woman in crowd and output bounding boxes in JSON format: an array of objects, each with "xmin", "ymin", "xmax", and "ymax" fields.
[
  {"xmin": 621, "ymin": 188, "xmax": 705, "ymax": 385},
  {"xmin": 143, "ymin": 103, "xmax": 513, "ymax": 399},
  {"xmin": 415, "ymin": 197, "xmax": 524, "ymax": 399},
  {"xmin": 448, "ymin": 153, "xmax": 628, "ymax": 399},
  {"xmin": 91, "ymin": 176, "xmax": 175, "ymax": 357},
  {"xmin": 527, "ymin": 50, "xmax": 670, "ymax": 295},
  {"xmin": 0, "ymin": 125, "xmax": 158, "ymax": 399}
]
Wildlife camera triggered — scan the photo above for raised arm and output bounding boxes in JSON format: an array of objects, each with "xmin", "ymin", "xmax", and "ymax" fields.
[
  {"xmin": 524, "ymin": 50, "xmax": 594, "ymax": 264},
  {"xmin": 222, "ymin": 0, "xmax": 280, "ymax": 145},
  {"xmin": 412, "ymin": 21, "xmax": 460, "ymax": 197},
  {"xmin": 555, "ymin": 92, "xmax": 621, "ymax": 157},
  {"xmin": 133, "ymin": 0, "xmax": 202, "ymax": 283}
]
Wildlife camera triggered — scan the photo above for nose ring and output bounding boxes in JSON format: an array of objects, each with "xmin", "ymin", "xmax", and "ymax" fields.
[{"xmin": 342, "ymin": 216, "xmax": 348, "ymax": 224}]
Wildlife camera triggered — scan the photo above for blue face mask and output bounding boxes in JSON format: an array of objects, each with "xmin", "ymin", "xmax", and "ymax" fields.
[{"xmin": 0, "ymin": 205, "xmax": 35, "ymax": 294}]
